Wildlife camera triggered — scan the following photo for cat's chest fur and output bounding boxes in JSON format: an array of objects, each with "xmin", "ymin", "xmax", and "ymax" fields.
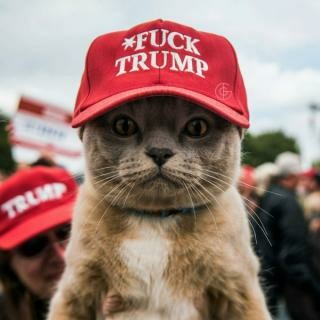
[
  {"xmin": 118, "ymin": 221, "xmax": 199, "ymax": 317},
  {"xmin": 120, "ymin": 224, "xmax": 169, "ymax": 286}
]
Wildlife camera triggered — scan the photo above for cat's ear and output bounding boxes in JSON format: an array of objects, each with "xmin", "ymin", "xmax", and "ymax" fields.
[
  {"xmin": 237, "ymin": 127, "xmax": 246, "ymax": 140},
  {"xmin": 78, "ymin": 125, "xmax": 85, "ymax": 141}
]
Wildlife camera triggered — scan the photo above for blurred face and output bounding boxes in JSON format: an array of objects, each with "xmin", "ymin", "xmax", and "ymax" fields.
[
  {"xmin": 309, "ymin": 218, "xmax": 320, "ymax": 233},
  {"xmin": 9, "ymin": 223, "xmax": 70, "ymax": 299},
  {"xmin": 299, "ymin": 176, "xmax": 318, "ymax": 194},
  {"xmin": 280, "ymin": 174, "xmax": 299, "ymax": 191}
]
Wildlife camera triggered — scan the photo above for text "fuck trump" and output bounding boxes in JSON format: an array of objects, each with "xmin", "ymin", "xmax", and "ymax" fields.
[{"xmin": 115, "ymin": 29, "xmax": 209, "ymax": 78}]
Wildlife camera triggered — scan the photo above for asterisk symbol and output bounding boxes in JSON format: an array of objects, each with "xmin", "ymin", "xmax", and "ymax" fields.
[{"xmin": 122, "ymin": 36, "xmax": 136, "ymax": 50}]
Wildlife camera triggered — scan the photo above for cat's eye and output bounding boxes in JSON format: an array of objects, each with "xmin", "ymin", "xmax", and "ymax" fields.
[
  {"xmin": 184, "ymin": 118, "xmax": 209, "ymax": 138},
  {"xmin": 112, "ymin": 116, "xmax": 138, "ymax": 137}
]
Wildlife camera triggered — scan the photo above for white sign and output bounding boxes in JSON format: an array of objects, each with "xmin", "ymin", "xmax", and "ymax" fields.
[{"xmin": 11, "ymin": 96, "xmax": 82, "ymax": 158}]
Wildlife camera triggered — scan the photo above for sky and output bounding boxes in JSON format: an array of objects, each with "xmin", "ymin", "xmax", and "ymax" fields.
[{"xmin": 1, "ymin": 0, "xmax": 320, "ymax": 169}]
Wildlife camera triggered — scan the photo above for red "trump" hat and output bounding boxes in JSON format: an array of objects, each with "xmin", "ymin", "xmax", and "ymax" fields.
[
  {"xmin": 0, "ymin": 166, "xmax": 77, "ymax": 250},
  {"xmin": 72, "ymin": 19, "xmax": 249, "ymax": 128}
]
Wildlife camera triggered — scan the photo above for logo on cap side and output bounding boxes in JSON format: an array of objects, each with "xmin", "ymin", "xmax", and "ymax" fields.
[
  {"xmin": 115, "ymin": 29, "xmax": 209, "ymax": 78},
  {"xmin": 215, "ymin": 82, "xmax": 232, "ymax": 100}
]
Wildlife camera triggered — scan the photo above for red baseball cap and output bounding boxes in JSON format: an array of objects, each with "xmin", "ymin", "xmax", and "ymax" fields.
[
  {"xmin": 0, "ymin": 166, "xmax": 77, "ymax": 250},
  {"xmin": 299, "ymin": 168, "xmax": 318, "ymax": 179},
  {"xmin": 72, "ymin": 19, "xmax": 249, "ymax": 128}
]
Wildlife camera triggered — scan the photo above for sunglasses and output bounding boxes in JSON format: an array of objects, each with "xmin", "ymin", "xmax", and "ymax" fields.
[{"xmin": 15, "ymin": 224, "xmax": 71, "ymax": 258}]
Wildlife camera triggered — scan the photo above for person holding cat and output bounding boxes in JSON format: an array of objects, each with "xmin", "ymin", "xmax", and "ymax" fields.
[{"xmin": 47, "ymin": 19, "xmax": 272, "ymax": 319}]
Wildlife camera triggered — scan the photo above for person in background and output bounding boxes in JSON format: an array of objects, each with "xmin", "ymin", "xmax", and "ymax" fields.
[
  {"xmin": 251, "ymin": 162, "xmax": 279, "ymax": 255},
  {"xmin": 0, "ymin": 166, "xmax": 123, "ymax": 320},
  {"xmin": 238, "ymin": 165, "xmax": 257, "ymax": 212},
  {"xmin": 256, "ymin": 152, "xmax": 320, "ymax": 319},
  {"xmin": 297, "ymin": 168, "xmax": 320, "ymax": 201},
  {"xmin": 242, "ymin": 162, "xmax": 279, "ymax": 311},
  {"xmin": 304, "ymin": 170, "xmax": 320, "ymax": 278},
  {"xmin": 297, "ymin": 185, "xmax": 320, "ymax": 319},
  {"xmin": 254, "ymin": 162, "xmax": 279, "ymax": 199},
  {"xmin": 30, "ymin": 150, "xmax": 57, "ymax": 168},
  {"xmin": 304, "ymin": 181, "xmax": 320, "ymax": 276},
  {"xmin": 0, "ymin": 166, "xmax": 77, "ymax": 320}
]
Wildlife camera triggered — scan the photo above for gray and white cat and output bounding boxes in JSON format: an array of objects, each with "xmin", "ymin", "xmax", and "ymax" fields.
[{"xmin": 47, "ymin": 96, "xmax": 271, "ymax": 320}]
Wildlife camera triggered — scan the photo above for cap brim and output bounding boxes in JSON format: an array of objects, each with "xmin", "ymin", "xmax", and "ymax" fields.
[
  {"xmin": 72, "ymin": 85, "xmax": 249, "ymax": 128},
  {"xmin": 0, "ymin": 200, "xmax": 75, "ymax": 250}
]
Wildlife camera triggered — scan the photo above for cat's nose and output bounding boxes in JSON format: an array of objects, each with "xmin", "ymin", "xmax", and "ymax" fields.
[{"xmin": 145, "ymin": 147, "xmax": 174, "ymax": 166}]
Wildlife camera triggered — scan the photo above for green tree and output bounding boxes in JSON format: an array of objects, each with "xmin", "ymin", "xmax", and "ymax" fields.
[
  {"xmin": 242, "ymin": 130, "xmax": 300, "ymax": 167},
  {"xmin": 0, "ymin": 113, "xmax": 16, "ymax": 174}
]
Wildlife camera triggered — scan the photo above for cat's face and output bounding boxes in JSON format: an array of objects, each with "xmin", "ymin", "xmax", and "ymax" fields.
[{"xmin": 82, "ymin": 97, "xmax": 241, "ymax": 210}]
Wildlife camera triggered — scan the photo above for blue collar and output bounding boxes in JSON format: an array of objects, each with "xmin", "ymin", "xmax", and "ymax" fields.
[{"xmin": 124, "ymin": 205, "xmax": 206, "ymax": 218}]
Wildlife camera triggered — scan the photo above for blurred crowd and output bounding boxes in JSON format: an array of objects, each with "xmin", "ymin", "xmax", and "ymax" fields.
[
  {"xmin": 239, "ymin": 152, "xmax": 320, "ymax": 320},
  {"xmin": 0, "ymin": 151, "xmax": 319, "ymax": 320}
]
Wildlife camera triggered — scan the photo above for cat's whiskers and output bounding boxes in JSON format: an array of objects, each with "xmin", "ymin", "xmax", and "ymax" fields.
[
  {"xmin": 82, "ymin": 180, "xmax": 122, "ymax": 230},
  {"xmin": 188, "ymin": 183, "xmax": 219, "ymax": 233},
  {"xmin": 162, "ymin": 165, "xmax": 200, "ymax": 187},
  {"xmin": 93, "ymin": 169, "xmax": 120, "ymax": 179},
  {"xmin": 92, "ymin": 165, "xmax": 119, "ymax": 172},
  {"xmin": 198, "ymin": 172, "xmax": 272, "ymax": 245},
  {"xmin": 242, "ymin": 200, "xmax": 270, "ymax": 246},
  {"xmin": 93, "ymin": 173, "xmax": 120, "ymax": 186},
  {"xmin": 239, "ymin": 195, "xmax": 271, "ymax": 246},
  {"xmin": 181, "ymin": 181, "xmax": 197, "ymax": 225},
  {"xmin": 94, "ymin": 180, "xmax": 129, "ymax": 232},
  {"xmin": 86, "ymin": 189, "xmax": 127, "ymax": 252},
  {"xmin": 119, "ymin": 164, "xmax": 157, "ymax": 184},
  {"xmin": 121, "ymin": 180, "xmax": 137, "ymax": 209},
  {"xmin": 201, "ymin": 170, "xmax": 274, "ymax": 218},
  {"xmin": 83, "ymin": 173, "xmax": 127, "ymax": 231},
  {"xmin": 167, "ymin": 164, "xmax": 225, "ymax": 233},
  {"xmin": 248, "ymin": 217, "xmax": 258, "ymax": 245},
  {"xmin": 89, "ymin": 161, "xmax": 260, "ymax": 243},
  {"xmin": 94, "ymin": 175, "xmax": 122, "ymax": 190},
  {"xmin": 245, "ymin": 208, "xmax": 271, "ymax": 246},
  {"xmin": 196, "ymin": 175, "xmax": 268, "ymax": 250},
  {"xmin": 94, "ymin": 166, "xmax": 147, "ymax": 181},
  {"xmin": 83, "ymin": 181, "xmax": 130, "ymax": 252},
  {"xmin": 240, "ymin": 193, "xmax": 273, "ymax": 223},
  {"xmin": 193, "ymin": 179, "xmax": 231, "ymax": 226},
  {"xmin": 190, "ymin": 178, "xmax": 239, "ymax": 248},
  {"xmin": 110, "ymin": 182, "xmax": 133, "ymax": 208},
  {"xmin": 202, "ymin": 168, "xmax": 282, "ymax": 197}
]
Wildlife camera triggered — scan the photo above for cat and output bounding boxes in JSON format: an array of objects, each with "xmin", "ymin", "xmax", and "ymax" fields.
[{"xmin": 47, "ymin": 96, "xmax": 271, "ymax": 320}]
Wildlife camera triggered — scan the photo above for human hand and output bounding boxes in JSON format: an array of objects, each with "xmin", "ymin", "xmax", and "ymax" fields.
[{"xmin": 101, "ymin": 290, "xmax": 124, "ymax": 319}]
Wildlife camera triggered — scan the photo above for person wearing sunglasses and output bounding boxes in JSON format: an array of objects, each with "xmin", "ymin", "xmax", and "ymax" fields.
[{"xmin": 0, "ymin": 166, "xmax": 77, "ymax": 320}]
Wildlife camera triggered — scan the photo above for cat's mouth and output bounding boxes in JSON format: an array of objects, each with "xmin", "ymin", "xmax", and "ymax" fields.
[
  {"xmin": 141, "ymin": 170, "xmax": 181, "ymax": 188},
  {"xmin": 123, "ymin": 205, "xmax": 207, "ymax": 218}
]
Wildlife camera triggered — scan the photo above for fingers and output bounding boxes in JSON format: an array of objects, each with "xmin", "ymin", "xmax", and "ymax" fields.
[{"xmin": 101, "ymin": 291, "xmax": 124, "ymax": 317}]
